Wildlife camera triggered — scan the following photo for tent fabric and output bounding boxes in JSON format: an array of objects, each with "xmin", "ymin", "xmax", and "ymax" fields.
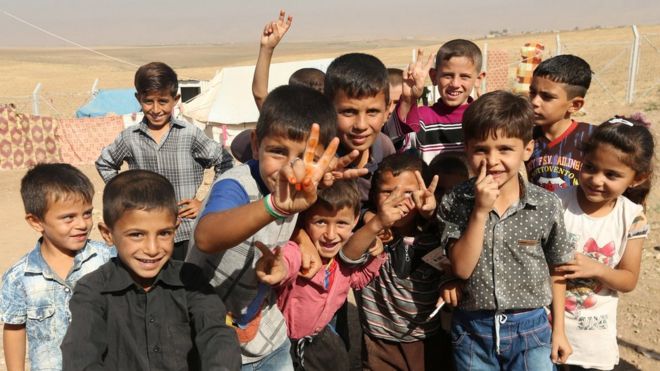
[
  {"xmin": 75, "ymin": 88, "xmax": 141, "ymax": 118},
  {"xmin": 182, "ymin": 58, "xmax": 333, "ymax": 125},
  {"xmin": 58, "ymin": 115, "xmax": 124, "ymax": 165}
]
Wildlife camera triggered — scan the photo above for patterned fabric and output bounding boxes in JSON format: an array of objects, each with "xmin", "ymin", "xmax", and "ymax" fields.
[
  {"xmin": 0, "ymin": 240, "xmax": 114, "ymax": 371},
  {"xmin": 96, "ymin": 117, "xmax": 234, "ymax": 242},
  {"xmin": 485, "ymin": 49, "xmax": 511, "ymax": 92},
  {"xmin": 438, "ymin": 176, "xmax": 574, "ymax": 311},
  {"xmin": 513, "ymin": 43, "xmax": 545, "ymax": 95},
  {"xmin": 0, "ymin": 105, "xmax": 61, "ymax": 170},
  {"xmin": 57, "ymin": 115, "xmax": 124, "ymax": 165}
]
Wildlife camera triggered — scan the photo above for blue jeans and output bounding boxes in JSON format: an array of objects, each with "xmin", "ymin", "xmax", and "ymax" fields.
[
  {"xmin": 241, "ymin": 340, "xmax": 294, "ymax": 371},
  {"xmin": 452, "ymin": 308, "xmax": 553, "ymax": 371}
]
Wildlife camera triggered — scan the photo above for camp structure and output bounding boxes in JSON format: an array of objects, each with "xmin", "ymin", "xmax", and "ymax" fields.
[
  {"xmin": 181, "ymin": 58, "xmax": 333, "ymax": 146},
  {"xmin": 75, "ymin": 88, "xmax": 141, "ymax": 118}
]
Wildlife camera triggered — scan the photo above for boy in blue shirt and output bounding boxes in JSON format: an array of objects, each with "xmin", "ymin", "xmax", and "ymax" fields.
[{"xmin": 1, "ymin": 163, "xmax": 114, "ymax": 371}]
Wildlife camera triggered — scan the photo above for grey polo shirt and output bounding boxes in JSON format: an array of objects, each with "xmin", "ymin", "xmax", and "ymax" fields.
[{"xmin": 438, "ymin": 176, "xmax": 574, "ymax": 311}]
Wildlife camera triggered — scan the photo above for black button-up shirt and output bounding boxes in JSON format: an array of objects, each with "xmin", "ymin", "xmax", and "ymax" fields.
[{"xmin": 61, "ymin": 258, "xmax": 241, "ymax": 370}]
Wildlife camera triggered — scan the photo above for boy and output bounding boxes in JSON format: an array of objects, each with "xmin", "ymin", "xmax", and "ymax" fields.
[
  {"xmin": 1, "ymin": 163, "xmax": 114, "ymax": 371},
  {"xmin": 96, "ymin": 61, "xmax": 233, "ymax": 260},
  {"xmin": 439, "ymin": 91, "xmax": 573, "ymax": 370},
  {"xmin": 382, "ymin": 68, "xmax": 409, "ymax": 152},
  {"xmin": 255, "ymin": 180, "xmax": 397, "ymax": 371},
  {"xmin": 526, "ymin": 54, "xmax": 594, "ymax": 191},
  {"xmin": 60, "ymin": 170, "xmax": 241, "ymax": 370},
  {"xmin": 396, "ymin": 40, "xmax": 485, "ymax": 164},
  {"xmin": 186, "ymin": 85, "xmax": 340, "ymax": 369}
]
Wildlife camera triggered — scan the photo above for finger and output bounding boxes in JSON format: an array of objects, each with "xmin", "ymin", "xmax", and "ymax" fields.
[
  {"xmin": 313, "ymin": 137, "xmax": 340, "ymax": 180},
  {"xmin": 427, "ymin": 175, "xmax": 439, "ymax": 194},
  {"xmin": 292, "ymin": 158, "xmax": 306, "ymax": 183},
  {"xmin": 255, "ymin": 241, "xmax": 274, "ymax": 258},
  {"xmin": 302, "ymin": 123, "xmax": 320, "ymax": 167},
  {"xmin": 177, "ymin": 199, "xmax": 191, "ymax": 206},
  {"xmin": 278, "ymin": 9, "xmax": 285, "ymax": 23},
  {"xmin": 450, "ymin": 289, "xmax": 458, "ymax": 306},
  {"xmin": 414, "ymin": 170, "xmax": 428, "ymax": 191},
  {"xmin": 280, "ymin": 163, "xmax": 297, "ymax": 186},
  {"xmin": 333, "ymin": 168, "xmax": 368, "ymax": 180},
  {"xmin": 476, "ymin": 159, "xmax": 487, "ymax": 183},
  {"xmin": 335, "ymin": 150, "xmax": 360, "ymax": 170},
  {"xmin": 424, "ymin": 52, "xmax": 434, "ymax": 70},
  {"xmin": 385, "ymin": 185, "xmax": 405, "ymax": 204},
  {"xmin": 411, "ymin": 191, "xmax": 423, "ymax": 209},
  {"xmin": 551, "ymin": 345, "xmax": 559, "ymax": 363}
]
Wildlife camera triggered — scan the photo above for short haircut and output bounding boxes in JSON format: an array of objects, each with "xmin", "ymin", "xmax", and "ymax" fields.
[
  {"xmin": 134, "ymin": 62, "xmax": 179, "ymax": 97},
  {"xmin": 303, "ymin": 180, "xmax": 361, "ymax": 220},
  {"xmin": 102, "ymin": 170, "xmax": 177, "ymax": 229},
  {"xmin": 289, "ymin": 68, "xmax": 325, "ymax": 93},
  {"xmin": 429, "ymin": 152, "xmax": 469, "ymax": 179},
  {"xmin": 324, "ymin": 53, "xmax": 389, "ymax": 103},
  {"xmin": 533, "ymin": 54, "xmax": 592, "ymax": 98},
  {"xmin": 21, "ymin": 163, "xmax": 94, "ymax": 219},
  {"xmin": 463, "ymin": 90, "xmax": 534, "ymax": 143},
  {"xmin": 387, "ymin": 68, "xmax": 404, "ymax": 86},
  {"xmin": 368, "ymin": 154, "xmax": 431, "ymax": 210},
  {"xmin": 435, "ymin": 39, "xmax": 483, "ymax": 72},
  {"xmin": 256, "ymin": 84, "xmax": 337, "ymax": 147}
]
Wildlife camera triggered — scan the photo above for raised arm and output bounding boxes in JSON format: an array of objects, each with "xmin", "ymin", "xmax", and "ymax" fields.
[
  {"xmin": 398, "ymin": 49, "xmax": 434, "ymax": 124},
  {"xmin": 252, "ymin": 10, "xmax": 293, "ymax": 110}
]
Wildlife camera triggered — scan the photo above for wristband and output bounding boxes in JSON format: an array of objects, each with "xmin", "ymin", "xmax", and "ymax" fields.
[{"xmin": 264, "ymin": 194, "xmax": 290, "ymax": 219}]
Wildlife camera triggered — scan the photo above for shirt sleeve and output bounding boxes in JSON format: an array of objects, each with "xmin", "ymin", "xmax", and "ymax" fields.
[
  {"xmin": 541, "ymin": 195, "xmax": 575, "ymax": 266},
  {"xmin": 60, "ymin": 275, "xmax": 108, "ymax": 371},
  {"xmin": 186, "ymin": 282, "xmax": 242, "ymax": 371},
  {"xmin": 0, "ymin": 267, "xmax": 27, "ymax": 324},
  {"xmin": 190, "ymin": 127, "xmax": 234, "ymax": 179},
  {"xmin": 627, "ymin": 211, "xmax": 649, "ymax": 240},
  {"xmin": 95, "ymin": 132, "xmax": 129, "ymax": 183},
  {"xmin": 199, "ymin": 179, "xmax": 250, "ymax": 219},
  {"xmin": 349, "ymin": 252, "xmax": 387, "ymax": 290}
]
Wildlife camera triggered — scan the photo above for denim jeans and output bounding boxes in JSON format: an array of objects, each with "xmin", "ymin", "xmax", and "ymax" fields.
[
  {"xmin": 241, "ymin": 340, "xmax": 294, "ymax": 371},
  {"xmin": 452, "ymin": 308, "xmax": 553, "ymax": 371}
]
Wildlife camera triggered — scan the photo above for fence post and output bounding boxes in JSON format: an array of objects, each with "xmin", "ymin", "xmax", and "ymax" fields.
[
  {"xmin": 32, "ymin": 83, "xmax": 42, "ymax": 116},
  {"xmin": 626, "ymin": 25, "xmax": 640, "ymax": 104},
  {"xmin": 481, "ymin": 42, "xmax": 488, "ymax": 94},
  {"xmin": 555, "ymin": 34, "xmax": 562, "ymax": 56},
  {"xmin": 91, "ymin": 78, "xmax": 99, "ymax": 95}
]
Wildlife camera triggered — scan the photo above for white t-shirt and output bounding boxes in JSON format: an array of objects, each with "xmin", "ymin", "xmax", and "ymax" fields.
[{"xmin": 557, "ymin": 188, "xmax": 648, "ymax": 370}]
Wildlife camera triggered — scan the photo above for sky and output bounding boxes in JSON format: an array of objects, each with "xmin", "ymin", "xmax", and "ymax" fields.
[{"xmin": 0, "ymin": 0, "xmax": 659, "ymax": 47}]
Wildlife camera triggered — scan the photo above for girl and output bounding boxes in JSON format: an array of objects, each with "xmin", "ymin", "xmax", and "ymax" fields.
[
  {"xmin": 555, "ymin": 114, "xmax": 654, "ymax": 370},
  {"xmin": 354, "ymin": 154, "xmax": 454, "ymax": 371}
]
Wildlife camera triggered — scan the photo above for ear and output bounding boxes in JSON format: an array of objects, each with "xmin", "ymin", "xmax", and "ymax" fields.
[
  {"xmin": 476, "ymin": 71, "xmax": 486, "ymax": 83},
  {"xmin": 522, "ymin": 139, "xmax": 535, "ymax": 162},
  {"xmin": 429, "ymin": 68, "xmax": 437, "ymax": 86},
  {"xmin": 25, "ymin": 214, "xmax": 45, "ymax": 233},
  {"xmin": 174, "ymin": 94, "xmax": 181, "ymax": 102},
  {"xmin": 630, "ymin": 173, "xmax": 650, "ymax": 189},
  {"xmin": 97, "ymin": 222, "xmax": 115, "ymax": 246},
  {"xmin": 250, "ymin": 129, "xmax": 259, "ymax": 161},
  {"xmin": 567, "ymin": 96, "xmax": 585, "ymax": 114}
]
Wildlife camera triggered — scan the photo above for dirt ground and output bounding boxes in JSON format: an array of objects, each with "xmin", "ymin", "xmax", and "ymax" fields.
[{"xmin": 0, "ymin": 24, "xmax": 659, "ymax": 369}]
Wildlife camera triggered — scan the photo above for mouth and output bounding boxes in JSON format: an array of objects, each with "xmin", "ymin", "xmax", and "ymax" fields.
[
  {"xmin": 70, "ymin": 233, "xmax": 88, "ymax": 241},
  {"xmin": 444, "ymin": 90, "xmax": 464, "ymax": 99},
  {"xmin": 319, "ymin": 241, "xmax": 340, "ymax": 251},
  {"xmin": 136, "ymin": 256, "xmax": 164, "ymax": 268},
  {"xmin": 348, "ymin": 133, "xmax": 370, "ymax": 145}
]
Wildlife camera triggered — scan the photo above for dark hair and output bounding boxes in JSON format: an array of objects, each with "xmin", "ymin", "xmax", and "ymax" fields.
[
  {"xmin": 134, "ymin": 62, "xmax": 179, "ymax": 97},
  {"xmin": 435, "ymin": 39, "xmax": 483, "ymax": 72},
  {"xmin": 256, "ymin": 85, "xmax": 337, "ymax": 147},
  {"xmin": 302, "ymin": 180, "xmax": 361, "ymax": 221},
  {"xmin": 387, "ymin": 68, "xmax": 404, "ymax": 86},
  {"xmin": 533, "ymin": 55, "xmax": 592, "ymax": 98},
  {"xmin": 289, "ymin": 68, "xmax": 325, "ymax": 93},
  {"xmin": 463, "ymin": 90, "xmax": 534, "ymax": 143},
  {"xmin": 580, "ymin": 115, "xmax": 655, "ymax": 205},
  {"xmin": 21, "ymin": 163, "xmax": 94, "ymax": 219},
  {"xmin": 102, "ymin": 170, "xmax": 177, "ymax": 229},
  {"xmin": 429, "ymin": 153, "xmax": 470, "ymax": 197},
  {"xmin": 324, "ymin": 53, "xmax": 389, "ymax": 103},
  {"xmin": 368, "ymin": 154, "xmax": 431, "ymax": 212}
]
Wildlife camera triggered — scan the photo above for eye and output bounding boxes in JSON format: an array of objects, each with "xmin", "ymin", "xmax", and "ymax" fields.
[
  {"xmin": 128, "ymin": 232, "xmax": 144, "ymax": 239},
  {"xmin": 159, "ymin": 230, "xmax": 174, "ymax": 237},
  {"xmin": 313, "ymin": 220, "xmax": 327, "ymax": 226},
  {"xmin": 582, "ymin": 163, "xmax": 595, "ymax": 172}
]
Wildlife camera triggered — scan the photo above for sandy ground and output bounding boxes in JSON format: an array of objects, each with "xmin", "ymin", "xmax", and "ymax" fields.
[{"xmin": 0, "ymin": 25, "xmax": 659, "ymax": 369}]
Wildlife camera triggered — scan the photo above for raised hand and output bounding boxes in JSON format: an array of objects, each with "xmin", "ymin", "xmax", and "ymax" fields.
[
  {"xmin": 412, "ymin": 171, "xmax": 438, "ymax": 219},
  {"xmin": 474, "ymin": 160, "xmax": 499, "ymax": 213},
  {"xmin": 402, "ymin": 49, "xmax": 434, "ymax": 100},
  {"xmin": 254, "ymin": 241, "xmax": 289, "ymax": 286},
  {"xmin": 260, "ymin": 10, "xmax": 292, "ymax": 49},
  {"xmin": 376, "ymin": 185, "xmax": 413, "ymax": 229},
  {"xmin": 320, "ymin": 149, "xmax": 370, "ymax": 187}
]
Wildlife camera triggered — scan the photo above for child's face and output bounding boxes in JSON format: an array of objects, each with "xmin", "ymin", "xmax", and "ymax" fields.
[
  {"xmin": 136, "ymin": 90, "xmax": 180, "ymax": 130},
  {"xmin": 303, "ymin": 205, "xmax": 358, "ymax": 260},
  {"xmin": 578, "ymin": 143, "xmax": 640, "ymax": 209},
  {"xmin": 251, "ymin": 133, "xmax": 325, "ymax": 193},
  {"xmin": 388, "ymin": 83, "xmax": 403, "ymax": 116},
  {"xmin": 26, "ymin": 195, "xmax": 93, "ymax": 255},
  {"xmin": 334, "ymin": 90, "xmax": 388, "ymax": 153},
  {"xmin": 529, "ymin": 76, "xmax": 580, "ymax": 127},
  {"xmin": 100, "ymin": 208, "xmax": 177, "ymax": 291},
  {"xmin": 376, "ymin": 170, "xmax": 419, "ymax": 228},
  {"xmin": 466, "ymin": 130, "xmax": 533, "ymax": 194},
  {"xmin": 432, "ymin": 56, "xmax": 483, "ymax": 107}
]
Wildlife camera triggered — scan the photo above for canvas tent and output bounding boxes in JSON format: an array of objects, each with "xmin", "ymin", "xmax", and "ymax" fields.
[
  {"xmin": 76, "ymin": 88, "xmax": 141, "ymax": 118},
  {"xmin": 181, "ymin": 58, "xmax": 333, "ymax": 146}
]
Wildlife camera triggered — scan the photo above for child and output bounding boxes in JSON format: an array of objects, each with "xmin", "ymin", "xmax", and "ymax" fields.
[
  {"xmin": 554, "ymin": 115, "xmax": 653, "ymax": 370},
  {"xmin": 526, "ymin": 54, "xmax": 595, "ymax": 191},
  {"xmin": 60, "ymin": 170, "xmax": 241, "ymax": 370},
  {"xmin": 382, "ymin": 68, "xmax": 406, "ymax": 150},
  {"xmin": 96, "ymin": 61, "xmax": 233, "ymax": 260},
  {"xmin": 439, "ymin": 90, "xmax": 574, "ymax": 370},
  {"xmin": 186, "ymin": 84, "xmax": 340, "ymax": 369},
  {"xmin": 396, "ymin": 40, "xmax": 485, "ymax": 163},
  {"xmin": 355, "ymin": 153, "xmax": 455, "ymax": 371},
  {"xmin": 428, "ymin": 152, "xmax": 470, "ymax": 200},
  {"xmin": 0, "ymin": 163, "xmax": 114, "ymax": 371},
  {"xmin": 255, "ymin": 180, "xmax": 398, "ymax": 370}
]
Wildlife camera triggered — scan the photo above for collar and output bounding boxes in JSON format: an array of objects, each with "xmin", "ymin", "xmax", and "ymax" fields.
[
  {"xmin": 431, "ymin": 96, "xmax": 473, "ymax": 115},
  {"xmin": 134, "ymin": 116, "xmax": 185, "ymax": 134},
  {"xmin": 101, "ymin": 258, "xmax": 183, "ymax": 293},
  {"xmin": 25, "ymin": 239, "xmax": 98, "ymax": 277},
  {"xmin": 247, "ymin": 159, "xmax": 270, "ymax": 196}
]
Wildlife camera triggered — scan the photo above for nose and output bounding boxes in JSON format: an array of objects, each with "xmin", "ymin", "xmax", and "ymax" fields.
[
  {"xmin": 529, "ymin": 94, "xmax": 541, "ymax": 108},
  {"xmin": 353, "ymin": 113, "xmax": 368, "ymax": 131},
  {"xmin": 143, "ymin": 237, "xmax": 160, "ymax": 256},
  {"xmin": 485, "ymin": 152, "xmax": 499, "ymax": 166},
  {"xmin": 324, "ymin": 224, "xmax": 337, "ymax": 240}
]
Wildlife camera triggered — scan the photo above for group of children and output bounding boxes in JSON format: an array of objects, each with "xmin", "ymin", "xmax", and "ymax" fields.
[{"xmin": 0, "ymin": 9, "xmax": 655, "ymax": 371}]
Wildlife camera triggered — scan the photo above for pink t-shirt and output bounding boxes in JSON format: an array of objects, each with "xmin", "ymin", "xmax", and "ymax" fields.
[{"xmin": 276, "ymin": 241, "xmax": 386, "ymax": 340}]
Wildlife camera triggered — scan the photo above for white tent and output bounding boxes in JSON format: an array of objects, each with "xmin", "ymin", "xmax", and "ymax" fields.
[{"xmin": 181, "ymin": 58, "xmax": 333, "ymax": 145}]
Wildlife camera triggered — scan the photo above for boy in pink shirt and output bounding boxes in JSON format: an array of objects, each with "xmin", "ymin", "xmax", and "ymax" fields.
[{"xmin": 255, "ymin": 179, "xmax": 410, "ymax": 370}]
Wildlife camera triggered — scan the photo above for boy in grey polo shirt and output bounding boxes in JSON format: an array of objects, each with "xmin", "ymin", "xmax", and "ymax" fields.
[{"xmin": 438, "ymin": 91, "xmax": 573, "ymax": 370}]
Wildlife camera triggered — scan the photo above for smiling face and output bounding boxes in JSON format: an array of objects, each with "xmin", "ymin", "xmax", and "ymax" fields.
[
  {"xmin": 27, "ymin": 195, "xmax": 94, "ymax": 257},
  {"xmin": 136, "ymin": 90, "xmax": 180, "ymax": 130},
  {"xmin": 303, "ymin": 205, "xmax": 358, "ymax": 260},
  {"xmin": 529, "ymin": 76, "xmax": 580, "ymax": 127},
  {"xmin": 100, "ymin": 208, "xmax": 177, "ymax": 291},
  {"xmin": 334, "ymin": 90, "xmax": 388, "ymax": 153},
  {"xmin": 376, "ymin": 170, "xmax": 420, "ymax": 228},
  {"xmin": 433, "ymin": 56, "xmax": 483, "ymax": 108},
  {"xmin": 466, "ymin": 130, "xmax": 534, "ymax": 195}
]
